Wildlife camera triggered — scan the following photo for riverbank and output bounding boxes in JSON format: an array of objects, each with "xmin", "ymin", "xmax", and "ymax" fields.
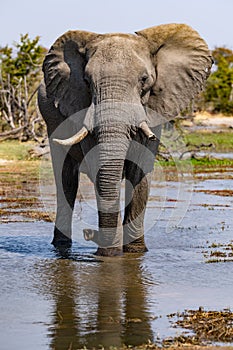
[
  {"xmin": 1, "ymin": 131, "xmax": 233, "ymax": 219},
  {"xmin": 1, "ymin": 127, "xmax": 233, "ymax": 161},
  {"xmin": 1, "ymin": 133, "xmax": 233, "ymax": 204}
]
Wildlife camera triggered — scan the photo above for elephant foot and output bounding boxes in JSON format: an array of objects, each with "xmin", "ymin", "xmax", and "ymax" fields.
[
  {"xmin": 83, "ymin": 229, "xmax": 123, "ymax": 256},
  {"xmin": 52, "ymin": 228, "xmax": 72, "ymax": 249},
  {"xmin": 94, "ymin": 247, "xmax": 123, "ymax": 257},
  {"xmin": 123, "ymin": 237, "xmax": 148, "ymax": 253}
]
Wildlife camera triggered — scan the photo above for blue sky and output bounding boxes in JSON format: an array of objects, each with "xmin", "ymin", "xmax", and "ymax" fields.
[{"xmin": 1, "ymin": 0, "xmax": 232, "ymax": 50}]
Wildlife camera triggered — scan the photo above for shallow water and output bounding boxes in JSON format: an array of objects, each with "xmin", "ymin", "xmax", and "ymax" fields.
[{"xmin": 0, "ymin": 170, "xmax": 233, "ymax": 349}]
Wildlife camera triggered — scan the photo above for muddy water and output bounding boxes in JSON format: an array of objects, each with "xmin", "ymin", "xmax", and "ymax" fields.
[{"xmin": 0, "ymin": 170, "xmax": 233, "ymax": 349}]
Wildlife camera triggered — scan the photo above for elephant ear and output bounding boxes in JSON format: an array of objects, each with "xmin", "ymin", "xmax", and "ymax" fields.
[
  {"xmin": 136, "ymin": 24, "xmax": 212, "ymax": 122},
  {"xmin": 43, "ymin": 30, "xmax": 100, "ymax": 117}
]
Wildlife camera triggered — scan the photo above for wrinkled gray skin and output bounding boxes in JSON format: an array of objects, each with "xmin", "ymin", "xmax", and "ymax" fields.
[{"xmin": 38, "ymin": 24, "xmax": 212, "ymax": 256}]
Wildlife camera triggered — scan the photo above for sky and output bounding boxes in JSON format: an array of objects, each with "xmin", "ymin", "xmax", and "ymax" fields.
[{"xmin": 0, "ymin": 0, "xmax": 232, "ymax": 50}]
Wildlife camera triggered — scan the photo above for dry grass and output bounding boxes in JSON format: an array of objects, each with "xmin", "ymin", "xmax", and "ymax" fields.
[{"xmin": 166, "ymin": 308, "xmax": 233, "ymax": 346}]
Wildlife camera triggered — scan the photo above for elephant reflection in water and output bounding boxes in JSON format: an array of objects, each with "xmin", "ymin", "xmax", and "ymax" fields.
[{"xmin": 37, "ymin": 256, "xmax": 154, "ymax": 349}]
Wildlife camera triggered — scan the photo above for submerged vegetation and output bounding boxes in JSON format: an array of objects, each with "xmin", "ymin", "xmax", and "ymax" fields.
[{"xmin": 203, "ymin": 241, "xmax": 233, "ymax": 263}]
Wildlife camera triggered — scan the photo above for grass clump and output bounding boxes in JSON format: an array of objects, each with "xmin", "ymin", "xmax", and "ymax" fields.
[
  {"xmin": 0, "ymin": 140, "xmax": 36, "ymax": 160},
  {"xmin": 185, "ymin": 131, "xmax": 233, "ymax": 152},
  {"xmin": 167, "ymin": 308, "xmax": 233, "ymax": 345}
]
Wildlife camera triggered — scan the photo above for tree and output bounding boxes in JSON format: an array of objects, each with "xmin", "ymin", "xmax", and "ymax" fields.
[
  {"xmin": 0, "ymin": 34, "xmax": 46, "ymax": 141},
  {"xmin": 203, "ymin": 47, "xmax": 233, "ymax": 115}
]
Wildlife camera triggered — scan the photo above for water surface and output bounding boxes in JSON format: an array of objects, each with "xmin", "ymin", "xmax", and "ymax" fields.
[{"xmin": 0, "ymin": 171, "xmax": 233, "ymax": 349}]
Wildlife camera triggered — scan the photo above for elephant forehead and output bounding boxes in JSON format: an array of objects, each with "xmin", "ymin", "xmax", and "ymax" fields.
[{"xmin": 88, "ymin": 34, "xmax": 151, "ymax": 63}]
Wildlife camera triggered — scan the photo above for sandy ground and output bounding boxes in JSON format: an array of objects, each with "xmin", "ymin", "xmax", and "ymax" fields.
[
  {"xmin": 182, "ymin": 112, "xmax": 233, "ymax": 129},
  {"xmin": 195, "ymin": 112, "xmax": 233, "ymax": 127},
  {"xmin": 0, "ymin": 159, "xmax": 13, "ymax": 165}
]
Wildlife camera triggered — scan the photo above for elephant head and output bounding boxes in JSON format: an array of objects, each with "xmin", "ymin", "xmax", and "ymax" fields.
[{"xmin": 41, "ymin": 24, "xmax": 212, "ymax": 256}]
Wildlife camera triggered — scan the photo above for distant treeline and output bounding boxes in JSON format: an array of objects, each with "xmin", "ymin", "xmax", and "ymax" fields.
[
  {"xmin": 201, "ymin": 47, "xmax": 233, "ymax": 115},
  {"xmin": 0, "ymin": 34, "xmax": 233, "ymax": 141}
]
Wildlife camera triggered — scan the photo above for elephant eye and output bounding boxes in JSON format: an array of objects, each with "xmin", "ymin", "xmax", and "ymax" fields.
[
  {"xmin": 140, "ymin": 74, "xmax": 150, "ymax": 97},
  {"xmin": 141, "ymin": 74, "xmax": 149, "ymax": 85}
]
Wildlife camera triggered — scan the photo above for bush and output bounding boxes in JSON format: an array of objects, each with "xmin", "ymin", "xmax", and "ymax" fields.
[
  {"xmin": 203, "ymin": 47, "xmax": 233, "ymax": 115},
  {"xmin": 0, "ymin": 34, "xmax": 46, "ymax": 141}
]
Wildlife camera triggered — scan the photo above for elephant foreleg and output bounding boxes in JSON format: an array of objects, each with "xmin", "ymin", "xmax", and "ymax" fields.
[
  {"xmin": 123, "ymin": 163, "xmax": 151, "ymax": 253},
  {"xmin": 50, "ymin": 143, "xmax": 79, "ymax": 249},
  {"xmin": 83, "ymin": 213, "xmax": 123, "ymax": 256}
]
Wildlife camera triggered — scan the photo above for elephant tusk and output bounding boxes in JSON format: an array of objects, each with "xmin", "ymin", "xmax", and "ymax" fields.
[
  {"xmin": 53, "ymin": 126, "xmax": 88, "ymax": 146},
  {"xmin": 139, "ymin": 121, "xmax": 157, "ymax": 140}
]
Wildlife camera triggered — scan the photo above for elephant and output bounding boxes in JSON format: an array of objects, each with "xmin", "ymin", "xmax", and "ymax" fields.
[{"xmin": 38, "ymin": 23, "xmax": 212, "ymax": 256}]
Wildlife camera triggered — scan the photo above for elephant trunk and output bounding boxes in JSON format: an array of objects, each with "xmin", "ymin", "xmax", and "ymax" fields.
[{"xmin": 93, "ymin": 102, "xmax": 131, "ymax": 252}]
